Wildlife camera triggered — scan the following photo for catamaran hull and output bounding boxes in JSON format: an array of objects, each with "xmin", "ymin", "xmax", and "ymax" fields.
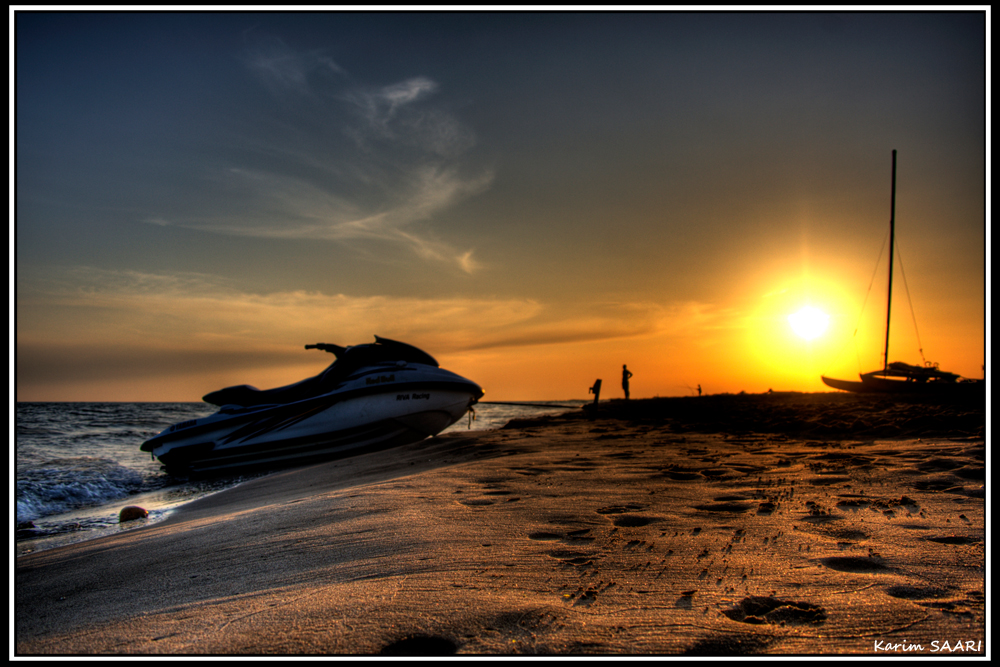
[
  {"xmin": 821, "ymin": 375, "xmax": 984, "ymax": 399},
  {"xmin": 144, "ymin": 389, "xmax": 478, "ymax": 475},
  {"xmin": 821, "ymin": 376, "xmax": 872, "ymax": 393}
]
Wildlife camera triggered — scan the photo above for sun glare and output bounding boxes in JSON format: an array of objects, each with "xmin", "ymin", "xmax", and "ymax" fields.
[{"xmin": 788, "ymin": 306, "xmax": 830, "ymax": 341}]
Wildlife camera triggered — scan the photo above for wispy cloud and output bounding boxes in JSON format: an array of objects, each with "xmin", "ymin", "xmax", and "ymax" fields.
[
  {"xmin": 18, "ymin": 268, "xmax": 721, "ymax": 373},
  {"xmin": 17, "ymin": 268, "xmax": 747, "ymax": 399},
  {"xmin": 147, "ymin": 35, "xmax": 490, "ymax": 274},
  {"xmin": 348, "ymin": 76, "xmax": 439, "ymax": 129},
  {"xmin": 243, "ymin": 33, "xmax": 346, "ymax": 95}
]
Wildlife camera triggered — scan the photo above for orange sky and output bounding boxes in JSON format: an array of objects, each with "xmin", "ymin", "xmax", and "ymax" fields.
[{"xmin": 14, "ymin": 11, "xmax": 988, "ymax": 402}]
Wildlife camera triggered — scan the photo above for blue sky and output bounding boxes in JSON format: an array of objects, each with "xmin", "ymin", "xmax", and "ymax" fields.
[{"xmin": 14, "ymin": 10, "xmax": 987, "ymax": 400}]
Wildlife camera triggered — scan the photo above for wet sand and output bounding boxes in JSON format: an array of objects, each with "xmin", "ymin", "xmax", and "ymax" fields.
[{"xmin": 15, "ymin": 393, "xmax": 987, "ymax": 656}]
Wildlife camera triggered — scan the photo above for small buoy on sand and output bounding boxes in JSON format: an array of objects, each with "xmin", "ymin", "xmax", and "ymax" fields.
[{"xmin": 119, "ymin": 506, "xmax": 148, "ymax": 523}]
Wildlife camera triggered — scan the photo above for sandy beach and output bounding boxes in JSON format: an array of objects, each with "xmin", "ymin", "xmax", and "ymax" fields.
[{"xmin": 15, "ymin": 393, "xmax": 986, "ymax": 656}]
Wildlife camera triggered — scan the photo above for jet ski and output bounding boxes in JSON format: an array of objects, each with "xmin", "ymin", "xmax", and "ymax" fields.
[{"xmin": 141, "ymin": 336, "xmax": 484, "ymax": 474}]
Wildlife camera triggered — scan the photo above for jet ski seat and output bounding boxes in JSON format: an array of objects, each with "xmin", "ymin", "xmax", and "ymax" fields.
[
  {"xmin": 201, "ymin": 336, "xmax": 441, "ymax": 408},
  {"xmin": 202, "ymin": 371, "xmax": 330, "ymax": 408}
]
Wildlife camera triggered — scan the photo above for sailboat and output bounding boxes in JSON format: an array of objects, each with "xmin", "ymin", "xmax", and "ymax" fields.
[{"xmin": 821, "ymin": 151, "xmax": 984, "ymax": 399}]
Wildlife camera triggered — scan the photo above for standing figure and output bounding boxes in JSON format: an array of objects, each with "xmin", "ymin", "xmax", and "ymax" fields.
[{"xmin": 622, "ymin": 364, "xmax": 633, "ymax": 400}]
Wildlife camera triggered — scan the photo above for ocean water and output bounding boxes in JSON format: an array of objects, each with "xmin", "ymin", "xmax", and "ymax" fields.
[{"xmin": 14, "ymin": 401, "xmax": 582, "ymax": 556}]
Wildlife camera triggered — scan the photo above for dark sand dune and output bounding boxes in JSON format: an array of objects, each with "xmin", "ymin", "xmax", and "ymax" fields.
[{"xmin": 16, "ymin": 393, "xmax": 986, "ymax": 656}]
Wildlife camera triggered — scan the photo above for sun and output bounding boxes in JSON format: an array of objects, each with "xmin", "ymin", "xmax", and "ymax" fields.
[{"xmin": 788, "ymin": 306, "xmax": 830, "ymax": 340}]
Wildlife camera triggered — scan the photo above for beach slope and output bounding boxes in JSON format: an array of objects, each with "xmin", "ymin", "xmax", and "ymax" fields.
[{"xmin": 15, "ymin": 394, "xmax": 986, "ymax": 656}]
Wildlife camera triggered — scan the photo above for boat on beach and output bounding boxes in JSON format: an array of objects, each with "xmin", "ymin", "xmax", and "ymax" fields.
[
  {"xmin": 141, "ymin": 336, "xmax": 484, "ymax": 474},
  {"xmin": 821, "ymin": 151, "xmax": 984, "ymax": 399},
  {"xmin": 821, "ymin": 362, "xmax": 982, "ymax": 398}
]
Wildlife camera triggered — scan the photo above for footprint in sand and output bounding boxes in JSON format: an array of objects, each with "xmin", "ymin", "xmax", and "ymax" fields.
[
  {"xmin": 800, "ymin": 502, "xmax": 842, "ymax": 524},
  {"xmin": 559, "ymin": 580, "xmax": 611, "ymax": 607},
  {"xmin": 527, "ymin": 525, "xmax": 598, "ymax": 544},
  {"xmin": 457, "ymin": 498, "xmax": 495, "ymax": 507},
  {"xmin": 953, "ymin": 465, "xmax": 985, "ymax": 480},
  {"xmin": 564, "ymin": 528, "xmax": 596, "ymax": 543},
  {"xmin": 479, "ymin": 489, "xmax": 521, "ymax": 503},
  {"xmin": 571, "ymin": 587, "xmax": 599, "ymax": 608},
  {"xmin": 825, "ymin": 526, "xmax": 869, "ymax": 541},
  {"xmin": 819, "ymin": 556, "xmax": 890, "ymax": 573},
  {"xmin": 871, "ymin": 495, "xmax": 919, "ymax": 510},
  {"xmin": 595, "ymin": 504, "xmax": 647, "ymax": 515},
  {"xmin": 728, "ymin": 464, "xmax": 769, "ymax": 474},
  {"xmin": 700, "ymin": 468, "xmax": 738, "ymax": 479},
  {"xmin": 595, "ymin": 505, "xmax": 658, "ymax": 526},
  {"xmin": 547, "ymin": 549, "xmax": 598, "ymax": 567},
  {"xmin": 611, "ymin": 515, "xmax": 656, "ymax": 527},
  {"xmin": 835, "ymin": 497, "xmax": 871, "ymax": 509},
  {"xmin": 528, "ymin": 531, "xmax": 564, "ymax": 541},
  {"xmin": 911, "ymin": 477, "xmax": 959, "ymax": 491},
  {"xmin": 683, "ymin": 634, "xmax": 777, "ymax": 655},
  {"xmin": 924, "ymin": 535, "xmax": 980, "ymax": 545},
  {"xmin": 675, "ymin": 597, "xmax": 695, "ymax": 609},
  {"xmin": 916, "ymin": 457, "xmax": 966, "ymax": 473},
  {"xmin": 884, "ymin": 584, "xmax": 952, "ymax": 600},
  {"xmin": 556, "ymin": 458, "xmax": 599, "ymax": 470},
  {"xmin": 809, "ymin": 475, "xmax": 853, "ymax": 486},
  {"xmin": 756, "ymin": 501, "xmax": 777, "ymax": 515},
  {"xmin": 658, "ymin": 466, "xmax": 703, "ymax": 481},
  {"xmin": 810, "ymin": 452, "xmax": 875, "ymax": 467},
  {"xmin": 722, "ymin": 596, "xmax": 827, "ymax": 626},
  {"xmin": 694, "ymin": 501, "xmax": 755, "ymax": 514}
]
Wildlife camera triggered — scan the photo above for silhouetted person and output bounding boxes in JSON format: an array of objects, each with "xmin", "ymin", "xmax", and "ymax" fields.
[
  {"xmin": 697, "ymin": 384, "xmax": 702, "ymax": 397},
  {"xmin": 622, "ymin": 364, "xmax": 633, "ymax": 400}
]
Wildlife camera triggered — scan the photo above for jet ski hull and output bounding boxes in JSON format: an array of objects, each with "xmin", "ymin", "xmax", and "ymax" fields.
[{"xmin": 142, "ymin": 362, "xmax": 482, "ymax": 474}]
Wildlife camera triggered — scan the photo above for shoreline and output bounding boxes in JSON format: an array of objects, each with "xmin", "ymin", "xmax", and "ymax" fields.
[
  {"xmin": 15, "ymin": 394, "xmax": 986, "ymax": 656},
  {"xmin": 14, "ymin": 401, "xmax": 581, "ymax": 558}
]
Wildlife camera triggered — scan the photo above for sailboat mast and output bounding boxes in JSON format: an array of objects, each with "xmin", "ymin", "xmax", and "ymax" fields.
[{"xmin": 883, "ymin": 149, "xmax": 897, "ymax": 374}]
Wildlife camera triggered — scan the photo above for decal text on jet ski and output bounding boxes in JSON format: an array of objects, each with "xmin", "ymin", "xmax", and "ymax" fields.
[
  {"xmin": 397, "ymin": 393, "xmax": 431, "ymax": 401},
  {"xmin": 366, "ymin": 374, "xmax": 396, "ymax": 385}
]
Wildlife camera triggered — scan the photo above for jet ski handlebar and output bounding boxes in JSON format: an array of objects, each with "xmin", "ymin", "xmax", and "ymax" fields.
[{"xmin": 306, "ymin": 337, "xmax": 439, "ymax": 368}]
